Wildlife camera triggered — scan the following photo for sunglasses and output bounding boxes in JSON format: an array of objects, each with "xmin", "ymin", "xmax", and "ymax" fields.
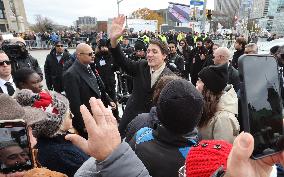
[
  {"xmin": 80, "ymin": 52, "xmax": 94, "ymax": 56},
  {"xmin": 180, "ymin": 43, "xmax": 185, "ymax": 45},
  {"xmin": 56, "ymin": 45, "xmax": 64, "ymax": 47},
  {"xmin": 0, "ymin": 60, "xmax": 11, "ymax": 66}
]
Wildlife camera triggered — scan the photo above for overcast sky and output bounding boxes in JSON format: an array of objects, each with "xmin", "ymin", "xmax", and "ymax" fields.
[{"xmin": 23, "ymin": 0, "xmax": 214, "ymax": 26}]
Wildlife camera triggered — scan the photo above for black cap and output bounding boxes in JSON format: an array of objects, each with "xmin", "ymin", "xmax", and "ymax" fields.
[
  {"xmin": 134, "ymin": 39, "xmax": 147, "ymax": 51},
  {"xmin": 198, "ymin": 64, "xmax": 228, "ymax": 93},
  {"xmin": 157, "ymin": 79, "xmax": 204, "ymax": 134}
]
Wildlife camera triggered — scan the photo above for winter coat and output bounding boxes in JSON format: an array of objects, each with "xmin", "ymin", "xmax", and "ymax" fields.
[
  {"xmin": 94, "ymin": 52, "xmax": 119, "ymax": 101},
  {"xmin": 74, "ymin": 142, "xmax": 150, "ymax": 177},
  {"xmin": 36, "ymin": 134, "xmax": 89, "ymax": 177},
  {"xmin": 110, "ymin": 45, "xmax": 173, "ymax": 138},
  {"xmin": 198, "ymin": 85, "xmax": 240, "ymax": 144},
  {"xmin": 189, "ymin": 46, "xmax": 208, "ymax": 85},
  {"xmin": 228, "ymin": 63, "xmax": 241, "ymax": 92},
  {"xmin": 231, "ymin": 49, "xmax": 245, "ymax": 69},
  {"xmin": 10, "ymin": 54, "xmax": 43, "ymax": 79},
  {"xmin": 44, "ymin": 48, "xmax": 71, "ymax": 93},
  {"xmin": 167, "ymin": 53, "xmax": 184, "ymax": 76},
  {"xmin": 125, "ymin": 107, "xmax": 159, "ymax": 142},
  {"xmin": 128, "ymin": 125, "xmax": 198, "ymax": 177}
]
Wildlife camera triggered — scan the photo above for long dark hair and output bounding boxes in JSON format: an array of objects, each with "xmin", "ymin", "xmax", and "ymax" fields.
[{"xmin": 198, "ymin": 85, "xmax": 223, "ymax": 127}]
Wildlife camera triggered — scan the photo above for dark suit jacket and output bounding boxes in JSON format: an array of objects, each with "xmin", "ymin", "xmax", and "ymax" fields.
[
  {"xmin": 110, "ymin": 45, "xmax": 174, "ymax": 137},
  {"xmin": 63, "ymin": 60, "xmax": 101, "ymax": 138},
  {"xmin": 228, "ymin": 63, "xmax": 240, "ymax": 92}
]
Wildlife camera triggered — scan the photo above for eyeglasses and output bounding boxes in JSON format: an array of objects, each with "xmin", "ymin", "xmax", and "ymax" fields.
[
  {"xmin": 0, "ymin": 60, "xmax": 11, "ymax": 66},
  {"xmin": 79, "ymin": 52, "xmax": 94, "ymax": 56},
  {"xmin": 180, "ymin": 43, "xmax": 185, "ymax": 45},
  {"xmin": 56, "ymin": 45, "xmax": 64, "ymax": 47}
]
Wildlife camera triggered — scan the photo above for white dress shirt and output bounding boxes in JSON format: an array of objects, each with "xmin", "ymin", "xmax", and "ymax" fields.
[
  {"xmin": 0, "ymin": 76, "xmax": 16, "ymax": 94},
  {"xmin": 150, "ymin": 63, "xmax": 166, "ymax": 88}
]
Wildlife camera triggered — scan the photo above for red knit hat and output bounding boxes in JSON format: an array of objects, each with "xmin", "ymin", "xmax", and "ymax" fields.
[
  {"xmin": 185, "ymin": 140, "xmax": 232, "ymax": 177},
  {"xmin": 33, "ymin": 91, "xmax": 58, "ymax": 114}
]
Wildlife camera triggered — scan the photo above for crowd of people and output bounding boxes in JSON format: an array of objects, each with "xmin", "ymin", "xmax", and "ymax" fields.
[{"xmin": 0, "ymin": 15, "xmax": 284, "ymax": 177}]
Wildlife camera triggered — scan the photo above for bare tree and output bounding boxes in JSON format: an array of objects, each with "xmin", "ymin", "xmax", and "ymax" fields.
[{"xmin": 29, "ymin": 15, "xmax": 56, "ymax": 32}]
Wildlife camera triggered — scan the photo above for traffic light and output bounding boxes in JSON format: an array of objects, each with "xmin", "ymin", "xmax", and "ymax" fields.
[{"xmin": 207, "ymin": 9, "xmax": 212, "ymax": 20}]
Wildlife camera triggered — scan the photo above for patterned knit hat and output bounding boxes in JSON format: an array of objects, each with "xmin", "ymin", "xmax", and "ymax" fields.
[
  {"xmin": 14, "ymin": 89, "xmax": 70, "ymax": 138},
  {"xmin": 0, "ymin": 93, "xmax": 47, "ymax": 122},
  {"xmin": 185, "ymin": 140, "xmax": 232, "ymax": 177}
]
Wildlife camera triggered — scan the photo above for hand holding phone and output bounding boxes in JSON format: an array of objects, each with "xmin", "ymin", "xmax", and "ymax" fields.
[
  {"xmin": 239, "ymin": 54, "xmax": 284, "ymax": 159},
  {"xmin": 0, "ymin": 120, "xmax": 33, "ymax": 174}
]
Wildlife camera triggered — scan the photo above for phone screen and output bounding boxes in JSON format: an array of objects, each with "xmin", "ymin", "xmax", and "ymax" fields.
[
  {"xmin": 0, "ymin": 121, "xmax": 33, "ymax": 173},
  {"xmin": 240, "ymin": 55, "xmax": 284, "ymax": 159}
]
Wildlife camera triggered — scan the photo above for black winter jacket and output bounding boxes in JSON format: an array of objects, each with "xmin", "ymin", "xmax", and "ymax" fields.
[
  {"xmin": 36, "ymin": 134, "xmax": 89, "ymax": 177},
  {"xmin": 44, "ymin": 49, "xmax": 71, "ymax": 92},
  {"xmin": 129, "ymin": 125, "xmax": 198, "ymax": 177},
  {"xmin": 189, "ymin": 46, "xmax": 208, "ymax": 85},
  {"xmin": 231, "ymin": 49, "xmax": 245, "ymax": 69},
  {"xmin": 11, "ymin": 54, "xmax": 43, "ymax": 78},
  {"xmin": 167, "ymin": 53, "xmax": 184, "ymax": 77}
]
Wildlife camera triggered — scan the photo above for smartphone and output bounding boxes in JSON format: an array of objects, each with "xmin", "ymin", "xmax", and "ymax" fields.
[
  {"xmin": 239, "ymin": 54, "xmax": 284, "ymax": 159},
  {"xmin": 0, "ymin": 119, "xmax": 34, "ymax": 173}
]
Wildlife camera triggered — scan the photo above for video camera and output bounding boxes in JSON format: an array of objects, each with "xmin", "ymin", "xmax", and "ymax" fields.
[{"xmin": 2, "ymin": 42, "xmax": 28, "ymax": 61}]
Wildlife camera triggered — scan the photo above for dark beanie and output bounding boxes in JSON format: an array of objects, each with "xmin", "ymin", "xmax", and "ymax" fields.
[
  {"xmin": 156, "ymin": 79, "xmax": 204, "ymax": 134},
  {"xmin": 270, "ymin": 45, "xmax": 280, "ymax": 55},
  {"xmin": 198, "ymin": 63, "xmax": 228, "ymax": 93},
  {"xmin": 54, "ymin": 40, "xmax": 62, "ymax": 46},
  {"xmin": 98, "ymin": 38, "xmax": 108, "ymax": 49},
  {"xmin": 134, "ymin": 39, "xmax": 147, "ymax": 51}
]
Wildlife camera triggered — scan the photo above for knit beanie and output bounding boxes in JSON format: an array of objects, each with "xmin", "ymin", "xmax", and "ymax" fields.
[
  {"xmin": 0, "ymin": 93, "xmax": 47, "ymax": 122},
  {"xmin": 198, "ymin": 63, "xmax": 228, "ymax": 93},
  {"xmin": 134, "ymin": 39, "xmax": 147, "ymax": 51},
  {"xmin": 156, "ymin": 79, "xmax": 204, "ymax": 134},
  {"xmin": 14, "ymin": 89, "xmax": 70, "ymax": 138},
  {"xmin": 185, "ymin": 140, "xmax": 232, "ymax": 177}
]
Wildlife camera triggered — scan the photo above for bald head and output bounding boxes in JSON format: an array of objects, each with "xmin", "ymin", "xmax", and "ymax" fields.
[
  {"xmin": 76, "ymin": 43, "xmax": 94, "ymax": 65},
  {"xmin": 213, "ymin": 47, "xmax": 231, "ymax": 65}
]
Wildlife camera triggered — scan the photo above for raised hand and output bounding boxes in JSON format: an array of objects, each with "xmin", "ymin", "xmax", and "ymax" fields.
[
  {"xmin": 224, "ymin": 132, "xmax": 284, "ymax": 177},
  {"xmin": 109, "ymin": 15, "xmax": 126, "ymax": 48},
  {"xmin": 65, "ymin": 98, "xmax": 121, "ymax": 161}
]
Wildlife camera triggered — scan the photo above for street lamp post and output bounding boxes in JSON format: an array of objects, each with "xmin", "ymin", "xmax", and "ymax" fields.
[{"xmin": 117, "ymin": 0, "xmax": 125, "ymax": 16}]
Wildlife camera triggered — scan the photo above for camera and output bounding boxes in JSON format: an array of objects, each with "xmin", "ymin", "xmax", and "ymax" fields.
[{"xmin": 2, "ymin": 42, "xmax": 28, "ymax": 61}]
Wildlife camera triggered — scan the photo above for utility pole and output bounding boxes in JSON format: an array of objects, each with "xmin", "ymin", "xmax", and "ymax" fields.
[
  {"xmin": 200, "ymin": 0, "xmax": 207, "ymax": 32},
  {"xmin": 117, "ymin": 0, "xmax": 125, "ymax": 16}
]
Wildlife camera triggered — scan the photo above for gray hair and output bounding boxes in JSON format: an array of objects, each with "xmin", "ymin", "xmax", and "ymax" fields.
[{"xmin": 245, "ymin": 43, "xmax": 258, "ymax": 54}]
